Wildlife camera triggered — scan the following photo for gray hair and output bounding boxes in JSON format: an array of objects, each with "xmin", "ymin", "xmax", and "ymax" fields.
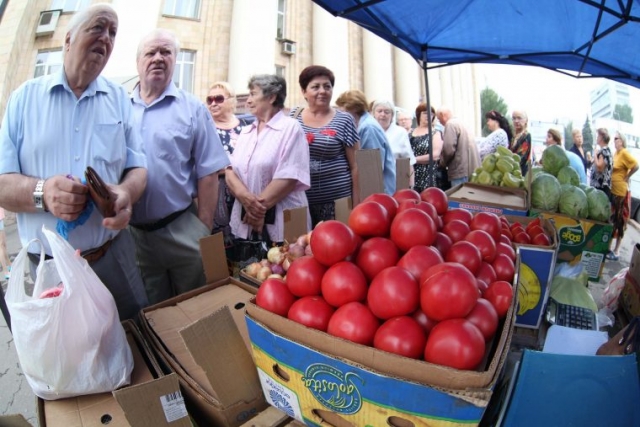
[
  {"xmin": 372, "ymin": 99, "xmax": 396, "ymax": 120},
  {"xmin": 248, "ymin": 74, "xmax": 286, "ymax": 109},
  {"xmin": 68, "ymin": 3, "xmax": 117, "ymax": 44},
  {"xmin": 136, "ymin": 29, "xmax": 180, "ymax": 60},
  {"xmin": 616, "ymin": 132, "xmax": 627, "ymax": 148}
]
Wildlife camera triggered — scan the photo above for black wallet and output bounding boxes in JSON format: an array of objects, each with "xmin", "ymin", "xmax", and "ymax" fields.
[{"xmin": 241, "ymin": 206, "xmax": 276, "ymax": 225}]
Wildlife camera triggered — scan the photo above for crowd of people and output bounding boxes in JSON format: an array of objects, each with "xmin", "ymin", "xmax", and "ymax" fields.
[{"xmin": 0, "ymin": 3, "xmax": 636, "ymax": 322}]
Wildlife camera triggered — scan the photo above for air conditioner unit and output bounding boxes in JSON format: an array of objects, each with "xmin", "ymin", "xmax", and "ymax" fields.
[
  {"xmin": 282, "ymin": 40, "xmax": 296, "ymax": 55},
  {"xmin": 36, "ymin": 9, "xmax": 62, "ymax": 37}
]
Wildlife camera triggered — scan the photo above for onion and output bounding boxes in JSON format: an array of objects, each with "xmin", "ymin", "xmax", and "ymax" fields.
[
  {"xmin": 288, "ymin": 243, "xmax": 305, "ymax": 260},
  {"xmin": 257, "ymin": 266, "xmax": 272, "ymax": 281},
  {"xmin": 304, "ymin": 244, "xmax": 313, "ymax": 256},
  {"xmin": 282, "ymin": 258, "xmax": 291, "ymax": 272},
  {"xmin": 271, "ymin": 263, "xmax": 285, "ymax": 276},
  {"xmin": 245, "ymin": 262, "xmax": 262, "ymax": 278},
  {"xmin": 268, "ymin": 273, "xmax": 283, "ymax": 279},
  {"xmin": 267, "ymin": 246, "xmax": 285, "ymax": 264},
  {"xmin": 260, "ymin": 259, "xmax": 271, "ymax": 268},
  {"xmin": 305, "ymin": 230, "xmax": 313, "ymax": 245},
  {"xmin": 296, "ymin": 235, "xmax": 308, "ymax": 247}
]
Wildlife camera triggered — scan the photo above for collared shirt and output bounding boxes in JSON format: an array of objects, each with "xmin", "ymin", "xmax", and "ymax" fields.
[
  {"xmin": 358, "ymin": 112, "xmax": 396, "ymax": 195},
  {"xmin": 130, "ymin": 82, "xmax": 229, "ymax": 222},
  {"xmin": 384, "ymin": 123, "xmax": 416, "ymax": 165},
  {"xmin": 0, "ymin": 69, "xmax": 146, "ymax": 254},
  {"xmin": 565, "ymin": 149, "xmax": 588, "ymax": 184},
  {"xmin": 230, "ymin": 111, "xmax": 311, "ymax": 241}
]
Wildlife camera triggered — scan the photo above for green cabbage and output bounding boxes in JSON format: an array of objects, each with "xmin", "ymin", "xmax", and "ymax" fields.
[
  {"xmin": 531, "ymin": 173, "xmax": 561, "ymax": 211},
  {"xmin": 587, "ymin": 189, "xmax": 612, "ymax": 222},
  {"xmin": 557, "ymin": 166, "xmax": 580, "ymax": 186},
  {"xmin": 541, "ymin": 145, "xmax": 570, "ymax": 177},
  {"xmin": 558, "ymin": 186, "xmax": 588, "ymax": 218}
]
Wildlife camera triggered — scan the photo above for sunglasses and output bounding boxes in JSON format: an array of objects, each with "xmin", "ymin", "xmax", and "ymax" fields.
[{"xmin": 206, "ymin": 95, "xmax": 229, "ymax": 105}]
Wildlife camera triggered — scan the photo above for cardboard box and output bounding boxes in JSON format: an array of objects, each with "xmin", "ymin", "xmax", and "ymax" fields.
[
  {"xmin": 531, "ymin": 210, "xmax": 613, "ymax": 281},
  {"xmin": 395, "ymin": 157, "xmax": 411, "ymax": 190},
  {"xmin": 446, "ymin": 183, "xmax": 529, "ymax": 216},
  {"xmin": 244, "ymin": 292, "xmax": 516, "ymax": 426},
  {"xmin": 506, "ymin": 215, "xmax": 559, "ymax": 329},
  {"xmin": 620, "ymin": 243, "xmax": 640, "ymax": 320},
  {"xmin": 139, "ymin": 233, "xmax": 268, "ymax": 427},
  {"xmin": 38, "ymin": 320, "xmax": 189, "ymax": 427},
  {"xmin": 0, "ymin": 415, "xmax": 31, "ymax": 427},
  {"xmin": 355, "ymin": 149, "xmax": 384, "ymax": 201}
]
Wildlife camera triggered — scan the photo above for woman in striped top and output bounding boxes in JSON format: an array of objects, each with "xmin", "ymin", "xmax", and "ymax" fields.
[{"xmin": 292, "ymin": 65, "xmax": 360, "ymax": 227}]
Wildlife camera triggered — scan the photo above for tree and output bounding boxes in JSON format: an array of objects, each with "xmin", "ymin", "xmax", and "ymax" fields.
[
  {"xmin": 613, "ymin": 104, "xmax": 633, "ymax": 124},
  {"xmin": 582, "ymin": 116, "xmax": 594, "ymax": 155},
  {"xmin": 480, "ymin": 87, "xmax": 509, "ymax": 137},
  {"xmin": 564, "ymin": 121, "xmax": 574, "ymax": 150}
]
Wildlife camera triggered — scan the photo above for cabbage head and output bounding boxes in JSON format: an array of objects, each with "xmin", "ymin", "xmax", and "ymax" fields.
[
  {"xmin": 557, "ymin": 166, "xmax": 580, "ymax": 186},
  {"xmin": 587, "ymin": 189, "xmax": 612, "ymax": 222},
  {"xmin": 579, "ymin": 183, "xmax": 594, "ymax": 195},
  {"xmin": 541, "ymin": 145, "xmax": 570, "ymax": 177},
  {"xmin": 558, "ymin": 186, "xmax": 588, "ymax": 218},
  {"xmin": 531, "ymin": 173, "xmax": 561, "ymax": 211}
]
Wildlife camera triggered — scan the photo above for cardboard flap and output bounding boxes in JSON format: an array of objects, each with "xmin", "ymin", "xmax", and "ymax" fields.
[
  {"xmin": 395, "ymin": 157, "xmax": 411, "ymax": 190},
  {"xmin": 356, "ymin": 149, "xmax": 384, "ymax": 200},
  {"xmin": 199, "ymin": 233, "xmax": 228, "ymax": 284},
  {"xmin": 334, "ymin": 197, "xmax": 352, "ymax": 224},
  {"xmin": 113, "ymin": 373, "xmax": 191, "ymax": 427},
  {"xmin": 448, "ymin": 184, "xmax": 527, "ymax": 210},
  {"xmin": 0, "ymin": 415, "xmax": 32, "ymax": 427},
  {"xmin": 179, "ymin": 306, "xmax": 262, "ymax": 408},
  {"xmin": 283, "ymin": 206, "xmax": 308, "ymax": 243}
]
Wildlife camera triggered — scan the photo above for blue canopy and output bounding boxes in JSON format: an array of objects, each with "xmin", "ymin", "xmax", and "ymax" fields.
[{"xmin": 312, "ymin": 0, "xmax": 640, "ymax": 89}]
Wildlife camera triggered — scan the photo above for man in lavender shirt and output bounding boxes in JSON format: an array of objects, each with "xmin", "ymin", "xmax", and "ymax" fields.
[{"xmin": 130, "ymin": 29, "xmax": 229, "ymax": 304}]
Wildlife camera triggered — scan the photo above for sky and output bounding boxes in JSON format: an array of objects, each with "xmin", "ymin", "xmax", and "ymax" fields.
[{"xmin": 475, "ymin": 63, "xmax": 640, "ymax": 126}]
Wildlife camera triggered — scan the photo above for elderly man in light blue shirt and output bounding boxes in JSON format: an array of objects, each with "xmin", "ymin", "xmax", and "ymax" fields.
[
  {"xmin": 0, "ymin": 4, "xmax": 149, "ymax": 320},
  {"xmin": 129, "ymin": 29, "xmax": 229, "ymax": 304}
]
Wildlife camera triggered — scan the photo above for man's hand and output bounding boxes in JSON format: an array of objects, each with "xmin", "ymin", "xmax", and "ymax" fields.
[
  {"xmin": 44, "ymin": 175, "xmax": 88, "ymax": 221},
  {"xmin": 102, "ymin": 184, "xmax": 132, "ymax": 230}
]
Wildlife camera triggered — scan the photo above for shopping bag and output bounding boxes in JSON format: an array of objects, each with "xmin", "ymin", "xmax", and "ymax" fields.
[{"xmin": 5, "ymin": 227, "xmax": 133, "ymax": 400}]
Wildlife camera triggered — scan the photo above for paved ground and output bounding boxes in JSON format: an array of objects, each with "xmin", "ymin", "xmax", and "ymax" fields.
[{"xmin": 0, "ymin": 211, "xmax": 638, "ymax": 425}]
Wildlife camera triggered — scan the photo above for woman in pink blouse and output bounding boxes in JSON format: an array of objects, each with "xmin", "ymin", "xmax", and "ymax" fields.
[{"xmin": 225, "ymin": 74, "xmax": 311, "ymax": 248}]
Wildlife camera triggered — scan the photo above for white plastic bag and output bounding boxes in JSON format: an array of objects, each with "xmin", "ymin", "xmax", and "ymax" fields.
[{"xmin": 5, "ymin": 227, "xmax": 133, "ymax": 400}]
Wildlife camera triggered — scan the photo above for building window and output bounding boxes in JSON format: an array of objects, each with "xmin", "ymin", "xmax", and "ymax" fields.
[
  {"xmin": 34, "ymin": 49, "xmax": 63, "ymax": 78},
  {"xmin": 275, "ymin": 65, "xmax": 285, "ymax": 78},
  {"xmin": 51, "ymin": 0, "xmax": 89, "ymax": 12},
  {"xmin": 173, "ymin": 50, "xmax": 195, "ymax": 93},
  {"xmin": 163, "ymin": 0, "xmax": 200, "ymax": 19},
  {"xmin": 276, "ymin": 0, "xmax": 285, "ymax": 39}
]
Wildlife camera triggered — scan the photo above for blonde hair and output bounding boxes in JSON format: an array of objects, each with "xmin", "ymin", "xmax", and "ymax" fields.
[
  {"xmin": 209, "ymin": 81, "xmax": 237, "ymax": 109},
  {"xmin": 616, "ymin": 132, "xmax": 627, "ymax": 148}
]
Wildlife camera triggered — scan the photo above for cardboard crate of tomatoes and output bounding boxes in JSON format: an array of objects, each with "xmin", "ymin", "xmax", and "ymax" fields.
[{"xmin": 245, "ymin": 189, "xmax": 517, "ymax": 426}]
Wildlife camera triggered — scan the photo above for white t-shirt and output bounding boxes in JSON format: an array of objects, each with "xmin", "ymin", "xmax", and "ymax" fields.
[{"xmin": 385, "ymin": 123, "xmax": 417, "ymax": 165}]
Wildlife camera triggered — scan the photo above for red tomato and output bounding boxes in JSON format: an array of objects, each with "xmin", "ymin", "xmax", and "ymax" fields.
[
  {"xmin": 476, "ymin": 262, "xmax": 497, "ymax": 287},
  {"xmin": 499, "ymin": 234, "xmax": 512, "ymax": 245},
  {"xmin": 501, "ymin": 226, "xmax": 513, "ymax": 241},
  {"xmin": 465, "ymin": 298, "xmax": 499, "ymax": 340},
  {"xmin": 445, "ymin": 240, "xmax": 482, "ymax": 275},
  {"xmin": 513, "ymin": 231, "xmax": 531, "ymax": 245},
  {"xmin": 443, "ymin": 208, "xmax": 473, "ymax": 225},
  {"xmin": 286, "ymin": 256, "xmax": 327, "ymax": 297},
  {"xmin": 432, "ymin": 232, "xmax": 453, "ymax": 257},
  {"xmin": 499, "ymin": 215, "xmax": 510, "ymax": 228},
  {"xmin": 442, "ymin": 219, "xmax": 471, "ymax": 243},
  {"xmin": 256, "ymin": 278, "xmax": 297, "ymax": 317},
  {"xmin": 393, "ymin": 188, "xmax": 421, "ymax": 203},
  {"xmin": 321, "ymin": 261, "xmax": 368, "ymax": 307},
  {"xmin": 310, "ymin": 220, "xmax": 357, "ymax": 266},
  {"xmin": 525, "ymin": 217, "xmax": 541, "ymax": 233},
  {"xmin": 476, "ymin": 279, "xmax": 489, "ymax": 296},
  {"xmin": 374, "ymin": 316, "xmax": 427, "ymax": 359},
  {"xmin": 463, "ymin": 229, "xmax": 497, "ymax": 263},
  {"xmin": 492, "ymin": 254, "xmax": 516, "ymax": 284},
  {"xmin": 327, "ymin": 302, "xmax": 380, "ymax": 345},
  {"xmin": 496, "ymin": 242, "xmax": 516, "ymax": 262},
  {"xmin": 348, "ymin": 201, "xmax": 391, "ymax": 238},
  {"xmin": 424, "ymin": 319, "xmax": 486, "ymax": 370},
  {"xmin": 510, "ymin": 222, "xmax": 525, "ymax": 234},
  {"xmin": 532, "ymin": 233, "xmax": 551, "ymax": 246},
  {"xmin": 397, "ymin": 200, "xmax": 439, "ymax": 225},
  {"xmin": 368, "ymin": 266, "xmax": 420, "ymax": 319},
  {"xmin": 397, "ymin": 245, "xmax": 444, "ymax": 281},
  {"xmin": 355, "ymin": 237, "xmax": 400, "ymax": 281},
  {"xmin": 364, "ymin": 193, "xmax": 399, "ymax": 220},
  {"xmin": 526, "ymin": 225, "xmax": 545, "ymax": 239},
  {"xmin": 470, "ymin": 212, "xmax": 502, "ymax": 243},
  {"xmin": 420, "ymin": 262, "xmax": 479, "ymax": 321},
  {"xmin": 412, "ymin": 309, "xmax": 438, "ymax": 336},
  {"xmin": 390, "ymin": 208, "xmax": 437, "ymax": 252},
  {"xmin": 287, "ymin": 296, "xmax": 335, "ymax": 331},
  {"xmin": 420, "ymin": 187, "xmax": 449, "ymax": 215},
  {"xmin": 484, "ymin": 280, "xmax": 514, "ymax": 318}
]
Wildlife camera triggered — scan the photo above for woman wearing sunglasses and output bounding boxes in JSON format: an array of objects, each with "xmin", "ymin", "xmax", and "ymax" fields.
[{"xmin": 206, "ymin": 82, "xmax": 251, "ymax": 243}]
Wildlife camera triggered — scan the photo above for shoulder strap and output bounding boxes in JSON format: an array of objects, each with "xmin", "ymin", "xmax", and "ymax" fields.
[{"xmin": 293, "ymin": 107, "xmax": 304, "ymax": 120}]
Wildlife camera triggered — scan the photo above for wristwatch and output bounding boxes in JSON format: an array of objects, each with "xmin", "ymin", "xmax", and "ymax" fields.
[{"xmin": 33, "ymin": 179, "xmax": 46, "ymax": 211}]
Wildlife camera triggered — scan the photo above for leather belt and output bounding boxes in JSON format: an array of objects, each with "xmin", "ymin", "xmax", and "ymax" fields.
[
  {"xmin": 28, "ymin": 238, "xmax": 113, "ymax": 265},
  {"xmin": 130, "ymin": 204, "xmax": 191, "ymax": 232}
]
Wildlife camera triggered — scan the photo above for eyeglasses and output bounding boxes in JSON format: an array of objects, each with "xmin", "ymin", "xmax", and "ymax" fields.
[
  {"xmin": 614, "ymin": 137, "xmax": 620, "ymax": 141},
  {"xmin": 512, "ymin": 116, "xmax": 524, "ymax": 121},
  {"xmin": 206, "ymin": 95, "xmax": 229, "ymax": 105}
]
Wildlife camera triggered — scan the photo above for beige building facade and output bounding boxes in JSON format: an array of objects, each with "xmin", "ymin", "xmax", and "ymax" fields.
[{"xmin": 0, "ymin": 0, "xmax": 481, "ymax": 132}]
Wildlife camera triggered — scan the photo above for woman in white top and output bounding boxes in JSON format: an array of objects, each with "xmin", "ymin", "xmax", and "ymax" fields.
[
  {"xmin": 479, "ymin": 110, "xmax": 512, "ymax": 160},
  {"xmin": 372, "ymin": 100, "xmax": 416, "ymax": 188}
]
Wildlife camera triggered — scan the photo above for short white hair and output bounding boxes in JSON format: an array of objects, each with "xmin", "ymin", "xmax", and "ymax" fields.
[
  {"xmin": 136, "ymin": 29, "xmax": 180, "ymax": 60},
  {"xmin": 68, "ymin": 3, "xmax": 117, "ymax": 43}
]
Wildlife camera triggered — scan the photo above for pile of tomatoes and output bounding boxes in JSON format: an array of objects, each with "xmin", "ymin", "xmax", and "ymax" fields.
[{"xmin": 255, "ymin": 188, "xmax": 515, "ymax": 371}]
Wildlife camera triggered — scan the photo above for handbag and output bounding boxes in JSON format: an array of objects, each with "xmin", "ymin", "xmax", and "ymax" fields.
[
  {"xmin": 5, "ymin": 227, "xmax": 133, "ymax": 399},
  {"xmin": 85, "ymin": 166, "xmax": 116, "ymax": 218},
  {"xmin": 596, "ymin": 316, "xmax": 640, "ymax": 356}
]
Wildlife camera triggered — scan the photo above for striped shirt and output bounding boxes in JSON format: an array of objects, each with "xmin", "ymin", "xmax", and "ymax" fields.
[{"xmin": 292, "ymin": 109, "xmax": 359, "ymax": 204}]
